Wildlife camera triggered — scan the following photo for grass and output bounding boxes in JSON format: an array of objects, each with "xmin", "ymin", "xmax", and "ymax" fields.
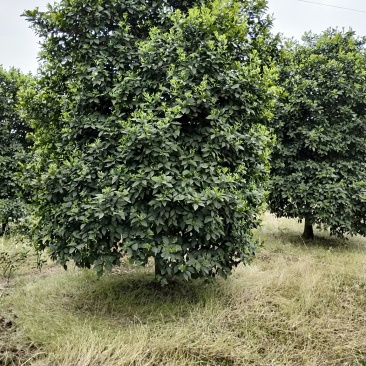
[{"xmin": 1, "ymin": 213, "xmax": 366, "ymax": 365}]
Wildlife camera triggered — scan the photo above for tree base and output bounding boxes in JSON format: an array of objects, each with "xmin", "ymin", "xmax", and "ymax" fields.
[
  {"xmin": 154, "ymin": 257, "xmax": 161, "ymax": 278},
  {"xmin": 302, "ymin": 219, "xmax": 314, "ymax": 240}
]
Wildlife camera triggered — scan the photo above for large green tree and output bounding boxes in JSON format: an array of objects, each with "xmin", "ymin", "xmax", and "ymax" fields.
[
  {"xmin": 0, "ymin": 66, "xmax": 32, "ymax": 235},
  {"xmin": 24, "ymin": 0, "xmax": 278, "ymax": 282},
  {"xmin": 269, "ymin": 29, "xmax": 366, "ymax": 239}
]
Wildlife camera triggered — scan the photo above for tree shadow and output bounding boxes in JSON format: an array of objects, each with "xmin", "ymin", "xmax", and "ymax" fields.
[
  {"xmin": 274, "ymin": 229, "xmax": 366, "ymax": 251},
  {"xmin": 66, "ymin": 269, "xmax": 226, "ymax": 325}
]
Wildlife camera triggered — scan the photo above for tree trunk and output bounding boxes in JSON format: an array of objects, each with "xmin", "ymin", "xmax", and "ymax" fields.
[
  {"xmin": 154, "ymin": 256, "xmax": 161, "ymax": 278},
  {"xmin": 302, "ymin": 218, "xmax": 314, "ymax": 240},
  {"xmin": 0, "ymin": 222, "xmax": 7, "ymax": 236}
]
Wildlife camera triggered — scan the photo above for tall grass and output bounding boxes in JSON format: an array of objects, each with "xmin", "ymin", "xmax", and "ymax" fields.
[{"xmin": 1, "ymin": 214, "xmax": 366, "ymax": 365}]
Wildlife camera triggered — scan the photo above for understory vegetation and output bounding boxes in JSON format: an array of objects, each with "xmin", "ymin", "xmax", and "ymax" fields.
[{"xmin": 1, "ymin": 213, "xmax": 366, "ymax": 366}]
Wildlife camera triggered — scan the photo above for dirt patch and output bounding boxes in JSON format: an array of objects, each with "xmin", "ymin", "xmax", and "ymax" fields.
[{"xmin": 0, "ymin": 315, "xmax": 42, "ymax": 366}]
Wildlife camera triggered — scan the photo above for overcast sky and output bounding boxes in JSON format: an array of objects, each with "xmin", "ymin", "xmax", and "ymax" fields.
[{"xmin": 1, "ymin": 0, "xmax": 366, "ymax": 74}]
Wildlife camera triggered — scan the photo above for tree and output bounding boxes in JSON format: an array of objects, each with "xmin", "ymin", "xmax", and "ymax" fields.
[
  {"xmin": 23, "ymin": 0, "xmax": 278, "ymax": 282},
  {"xmin": 268, "ymin": 29, "xmax": 366, "ymax": 239},
  {"xmin": 0, "ymin": 66, "xmax": 32, "ymax": 235}
]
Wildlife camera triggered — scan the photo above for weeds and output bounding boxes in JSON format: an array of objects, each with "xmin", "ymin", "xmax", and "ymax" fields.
[{"xmin": 0, "ymin": 249, "xmax": 29, "ymax": 283}]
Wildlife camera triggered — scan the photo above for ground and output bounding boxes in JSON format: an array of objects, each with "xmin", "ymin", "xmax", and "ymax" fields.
[{"xmin": 1, "ymin": 213, "xmax": 366, "ymax": 366}]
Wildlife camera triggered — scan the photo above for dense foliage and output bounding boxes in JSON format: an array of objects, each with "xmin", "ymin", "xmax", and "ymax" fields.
[
  {"xmin": 269, "ymin": 29, "xmax": 366, "ymax": 239},
  {"xmin": 24, "ymin": 0, "xmax": 278, "ymax": 282},
  {"xmin": 0, "ymin": 66, "xmax": 31, "ymax": 235}
]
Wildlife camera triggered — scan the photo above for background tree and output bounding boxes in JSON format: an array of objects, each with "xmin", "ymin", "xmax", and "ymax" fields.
[
  {"xmin": 23, "ymin": 0, "xmax": 278, "ymax": 282},
  {"xmin": 269, "ymin": 29, "xmax": 366, "ymax": 239},
  {"xmin": 0, "ymin": 66, "xmax": 32, "ymax": 235}
]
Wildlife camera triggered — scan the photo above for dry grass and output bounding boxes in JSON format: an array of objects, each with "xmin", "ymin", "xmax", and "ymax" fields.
[{"xmin": 1, "ymin": 213, "xmax": 366, "ymax": 365}]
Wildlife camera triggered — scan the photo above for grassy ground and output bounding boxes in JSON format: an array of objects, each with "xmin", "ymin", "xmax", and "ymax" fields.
[{"xmin": 1, "ymin": 213, "xmax": 366, "ymax": 366}]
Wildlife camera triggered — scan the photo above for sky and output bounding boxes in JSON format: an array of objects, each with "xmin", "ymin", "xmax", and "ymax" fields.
[
  {"xmin": 269, "ymin": 0, "xmax": 366, "ymax": 40},
  {"xmin": 1, "ymin": 0, "xmax": 366, "ymax": 74}
]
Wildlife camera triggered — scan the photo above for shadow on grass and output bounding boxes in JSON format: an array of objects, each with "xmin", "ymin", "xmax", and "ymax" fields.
[
  {"xmin": 266, "ymin": 231, "xmax": 366, "ymax": 255},
  {"xmin": 64, "ymin": 269, "xmax": 226, "ymax": 325}
]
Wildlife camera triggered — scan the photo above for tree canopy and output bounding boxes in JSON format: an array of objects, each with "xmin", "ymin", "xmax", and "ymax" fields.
[
  {"xmin": 0, "ymin": 66, "xmax": 32, "ymax": 235},
  {"xmin": 23, "ymin": 0, "xmax": 278, "ymax": 282},
  {"xmin": 269, "ymin": 29, "xmax": 366, "ymax": 239}
]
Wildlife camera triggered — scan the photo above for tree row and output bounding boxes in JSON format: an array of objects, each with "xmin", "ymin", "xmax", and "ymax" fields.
[{"xmin": 1, "ymin": 0, "xmax": 365, "ymax": 283}]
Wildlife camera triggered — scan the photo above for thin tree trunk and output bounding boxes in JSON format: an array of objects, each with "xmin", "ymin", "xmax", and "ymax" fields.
[
  {"xmin": 154, "ymin": 256, "xmax": 160, "ymax": 278},
  {"xmin": 302, "ymin": 217, "xmax": 314, "ymax": 240},
  {"xmin": 0, "ymin": 222, "xmax": 7, "ymax": 236}
]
